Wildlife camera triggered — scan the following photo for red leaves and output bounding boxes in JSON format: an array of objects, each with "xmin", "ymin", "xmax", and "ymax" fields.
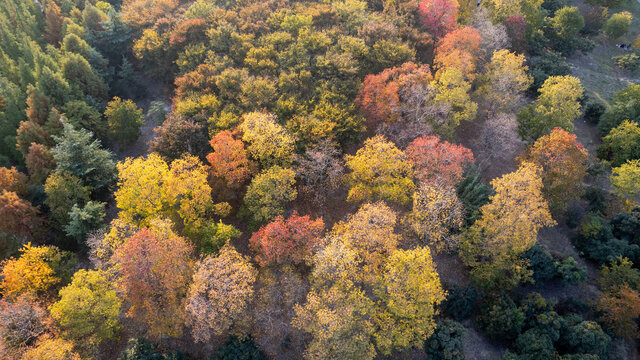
[
  {"xmin": 406, "ymin": 135, "xmax": 474, "ymax": 186},
  {"xmin": 249, "ymin": 212, "xmax": 324, "ymax": 266},
  {"xmin": 418, "ymin": 0, "xmax": 458, "ymax": 39}
]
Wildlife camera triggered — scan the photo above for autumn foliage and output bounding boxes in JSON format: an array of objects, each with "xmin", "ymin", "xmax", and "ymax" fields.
[
  {"xmin": 419, "ymin": 0, "xmax": 459, "ymax": 39},
  {"xmin": 249, "ymin": 212, "xmax": 325, "ymax": 267},
  {"xmin": 207, "ymin": 130, "xmax": 253, "ymax": 189},
  {"xmin": 406, "ymin": 135, "xmax": 475, "ymax": 186},
  {"xmin": 113, "ymin": 228, "xmax": 193, "ymax": 338}
]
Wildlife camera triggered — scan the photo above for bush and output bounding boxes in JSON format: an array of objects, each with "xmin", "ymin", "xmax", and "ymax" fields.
[
  {"xmin": 554, "ymin": 257, "xmax": 587, "ymax": 285},
  {"xmin": 523, "ymin": 244, "xmax": 555, "ymax": 285},
  {"xmin": 477, "ymin": 292, "xmax": 525, "ymax": 340},
  {"xmin": 211, "ymin": 336, "xmax": 267, "ymax": 360},
  {"xmin": 581, "ymin": 187, "xmax": 606, "ymax": 213},
  {"xmin": 582, "ymin": 6, "xmax": 608, "ymax": 35},
  {"xmin": 610, "ymin": 207, "xmax": 640, "ymax": 245},
  {"xmin": 573, "ymin": 213, "xmax": 640, "ymax": 265},
  {"xmin": 583, "ymin": 101, "xmax": 606, "ymax": 125},
  {"xmin": 443, "ymin": 285, "xmax": 478, "ymax": 320},
  {"xmin": 598, "ymin": 84, "xmax": 640, "ymax": 136},
  {"xmin": 424, "ymin": 320, "xmax": 466, "ymax": 360},
  {"xmin": 560, "ymin": 321, "xmax": 611, "ymax": 359},
  {"xmin": 613, "ymin": 53, "xmax": 640, "ymax": 72},
  {"xmin": 118, "ymin": 338, "xmax": 190, "ymax": 360},
  {"xmin": 603, "ymin": 12, "xmax": 632, "ymax": 39},
  {"xmin": 528, "ymin": 50, "xmax": 571, "ymax": 91},
  {"xmin": 514, "ymin": 328, "xmax": 556, "ymax": 359}
]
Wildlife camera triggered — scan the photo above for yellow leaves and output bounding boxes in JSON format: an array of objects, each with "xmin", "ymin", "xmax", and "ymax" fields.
[
  {"xmin": 115, "ymin": 153, "xmax": 213, "ymax": 227},
  {"xmin": 0, "ymin": 244, "xmax": 73, "ymax": 301},
  {"xmin": 479, "ymin": 49, "xmax": 533, "ymax": 112},
  {"xmin": 433, "ymin": 68, "xmax": 477, "ymax": 133},
  {"xmin": 407, "ymin": 183, "xmax": 464, "ymax": 251},
  {"xmin": 240, "ymin": 112, "xmax": 295, "ymax": 167},
  {"xmin": 373, "ymin": 246, "xmax": 445, "ymax": 354},
  {"xmin": 611, "ymin": 159, "xmax": 640, "ymax": 210},
  {"xmin": 345, "ymin": 135, "xmax": 415, "ymax": 205}
]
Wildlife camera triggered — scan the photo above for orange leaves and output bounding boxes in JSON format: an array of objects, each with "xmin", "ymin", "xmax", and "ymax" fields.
[
  {"xmin": 249, "ymin": 212, "xmax": 324, "ymax": 266},
  {"xmin": 406, "ymin": 135, "xmax": 474, "ymax": 187},
  {"xmin": 433, "ymin": 26, "xmax": 482, "ymax": 81},
  {"xmin": 207, "ymin": 130, "xmax": 253, "ymax": 189}
]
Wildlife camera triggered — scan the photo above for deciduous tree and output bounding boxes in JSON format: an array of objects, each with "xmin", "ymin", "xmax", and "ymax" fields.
[
  {"xmin": 460, "ymin": 162, "xmax": 555, "ymax": 289},
  {"xmin": 418, "ymin": 0, "xmax": 459, "ymax": 39},
  {"xmin": 477, "ymin": 49, "xmax": 532, "ymax": 112},
  {"xmin": 598, "ymin": 120, "xmax": 640, "ymax": 167},
  {"xmin": 50, "ymin": 269, "xmax": 121, "ymax": 347},
  {"xmin": 405, "ymin": 135, "xmax": 474, "ymax": 186},
  {"xmin": 517, "ymin": 75, "xmax": 583, "ymax": 141},
  {"xmin": 596, "ymin": 283, "xmax": 640, "ymax": 339},
  {"xmin": 21, "ymin": 337, "xmax": 81, "ymax": 360},
  {"xmin": 0, "ymin": 192, "xmax": 42, "ymax": 241},
  {"xmin": 611, "ymin": 159, "xmax": 640, "ymax": 210},
  {"xmin": 433, "ymin": 27, "xmax": 482, "ymax": 81},
  {"xmin": 240, "ymin": 112, "xmax": 295, "ymax": 168},
  {"xmin": 25, "ymin": 144, "xmax": 55, "ymax": 184},
  {"xmin": 207, "ymin": 130, "xmax": 253, "ymax": 189},
  {"xmin": 244, "ymin": 166, "xmax": 297, "ymax": 223},
  {"xmin": 186, "ymin": 244, "xmax": 257, "ymax": 342},
  {"xmin": 249, "ymin": 212, "xmax": 324, "ymax": 266},
  {"xmin": 518, "ymin": 128, "xmax": 589, "ymax": 215},
  {"xmin": 113, "ymin": 228, "xmax": 193, "ymax": 338},
  {"xmin": 345, "ymin": 135, "xmax": 415, "ymax": 205},
  {"xmin": 104, "ymin": 97, "xmax": 144, "ymax": 146},
  {"xmin": 0, "ymin": 297, "xmax": 48, "ymax": 358},
  {"xmin": 0, "ymin": 244, "xmax": 76, "ymax": 301}
]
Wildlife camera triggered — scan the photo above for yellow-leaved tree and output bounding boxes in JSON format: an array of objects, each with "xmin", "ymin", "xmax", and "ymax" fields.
[{"xmin": 460, "ymin": 162, "xmax": 555, "ymax": 290}]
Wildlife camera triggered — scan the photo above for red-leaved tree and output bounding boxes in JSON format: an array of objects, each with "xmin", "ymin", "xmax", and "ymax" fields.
[
  {"xmin": 405, "ymin": 135, "xmax": 475, "ymax": 186},
  {"xmin": 249, "ymin": 212, "xmax": 325, "ymax": 267},
  {"xmin": 418, "ymin": 0, "xmax": 459, "ymax": 39}
]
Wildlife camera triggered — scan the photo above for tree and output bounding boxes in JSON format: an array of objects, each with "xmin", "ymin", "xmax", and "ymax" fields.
[
  {"xmin": 43, "ymin": 1, "xmax": 64, "ymax": 45},
  {"xmin": 240, "ymin": 112, "xmax": 295, "ymax": 168},
  {"xmin": 596, "ymin": 283, "xmax": 640, "ymax": 339},
  {"xmin": 405, "ymin": 135, "xmax": 474, "ymax": 187},
  {"xmin": 418, "ymin": 0, "xmax": 459, "ymax": 39},
  {"xmin": 62, "ymin": 53, "xmax": 109, "ymax": 100},
  {"xmin": 115, "ymin": 153, "xmax": 213, "ymax": 227},
  {"xmin": 424, "ymin": 320, "xmax": 466, "ymax": 360},
  {"xmin": 21, "ymin": 337, "xmax": 81, "ymax": 360},
  {"xmin": 373, "ymin": 246, "xmax": 446, "ymax": 354},
  {"xmin": 64, "ymin": 201, "xmax": 106, "ymax": 243},
  {"xmin": 611, "ymin": 159, "xmax": 640, "ymax": 210},
  {"xmin": 478, "ymin": 49, "xmax": 533, "ymax": 112},
  {"xmin": 0, "ymin": 244, "xmax": 76, "ymax": 301},
  {"xmin": 105, "ymin": 97, "xmax": 144, "ymax": 146},
  {"xmin": 0, "ymin": 297, "xmax": 47, "ymax": 357},
  {"xmin": 518, "ymin": 128, "xmax": 589, "ymax": 215},
  {"xmin": 433, "ymin": 27, "xmax": 482, "ymax": 81},
  {"xmin": 52, "ymin": 122, "xmax": 116, "ymax": 191},
  {"xmin": 345, "ymin": 135, "xmax": 415, "ymax": 205},
  {"xmin": 25, "ymin": 144, "xmax": 55, "ymax": 184},
  {"xmin": 551, "ymin": 6, "xmax": 585, "ymax": 40},
  {"xmin": 599, "ymin": 257, "xmax": 640, "ymax": 292},
  {"xmin": 113, "ymin": 228, "xmax": 193, "ymax": 338},
  {"xmin": 149, "ymin": 113, "xmax": 209, "ymax": 162},
  {"xmin": 44, "ymin": 172, "xmax": 90, "ymax": 229},
  {"xmin": 407, "ymin": 183, "xmax": 464, "ymax": 251},
  {"xmin": 0, "ymin": 192, "xmax": 42, "ymax": 241},
  {"xmin": 599, "ymin": 84, "xmax": 640, "ymax": 136},
  {"xmin": 598, "ymin": 120, "xmax": 640, "ymax": 167},
  {"xmin": 50, "ymin": 269, "xmax": 121, "ymax": 347},
  {"xmin": 293, "ymin": 280, "xmax": 377, "ymax": 360},
  {"xmin": 244, "ymin": 166, "xmax": 297, "ymax": 223},
  {"xmin": 185, "ymin": 244, "xmax": 257, "ymax": 342},
  {"xmin": 0, "ymin": 167, "xmax": 28, "ymax": 195},
  {"xmin": 460, "ymin": 162, "xmax": 555, "ymax": 289},
  {"xmin": 249, "ymin": 212, "xmax": 324, "ymax": 266},
  {"xmin": 517, "ymin": 75, "xmax": 583, "ymax": 141},
  {"xmin": 604, "ymin": 12, "xmax": 632, "ymax": 39},
  {"xmin": 294, "ymin": 141, "xmax": 345, "ymax": 206},
  {"xmin": 207, "ymin": 130, "xmax": 253, "ymax": 189}
]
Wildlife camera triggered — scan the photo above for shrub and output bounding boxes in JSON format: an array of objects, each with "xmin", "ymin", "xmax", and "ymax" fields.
[
  {"xmin": 583, "ymin": 101, "xmax": 606, "ymax": 125},
  {"xmin": 554, "ymin": 257, "xmax": 587, "ymax": 285},
  {"xmin": 561, "ymin": 321, "xmax": 611, "ymax": 359},
  {"xmin": 119, "ymin": 338, "xmax": 189, "ymax": 359},
  {"xmin": 424, "ymin": 320, "xmax": 466, "ymax": 360},
  {"xmin": 477, "ymin": 292, "xmax": 525, "ymax": 340},
  {"xmin": 598, "ymin": 84, "xmax": 640, "ymax": 136},
  {"xmin": 611, "ymin": 207, "xmax": 640, "ymax": 245},
  {"xmin": 581, "ymin": 187, "xmax": 606, "ymax": 214},
  {"xmin": 582, "ymin": 6, "xmax": 608, "ymax": 35},
  {"xmin": 603, "ymin": 12, "xmax": 632, "ymax": 39},
  {"xmin": 443, "ymin": 285, "xmax": 478, "ymax": 320},
  {"xmin": 613, "ymin": 53, "xmax": 640, "ymax": 72},
  {"xmin": 523, "ymin": 244, "xmax": 555, "ymax": 285},
  {"xmin": 211, "ymin": 336, "xmax": 267, "ymax": 360},
  {"xmin": 528, "ymin": 51, "xmax": 571, "ymax": 92},
  {"xmin": 514, "ymin": 328, "xmax": 556, "ymax": 359}
]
